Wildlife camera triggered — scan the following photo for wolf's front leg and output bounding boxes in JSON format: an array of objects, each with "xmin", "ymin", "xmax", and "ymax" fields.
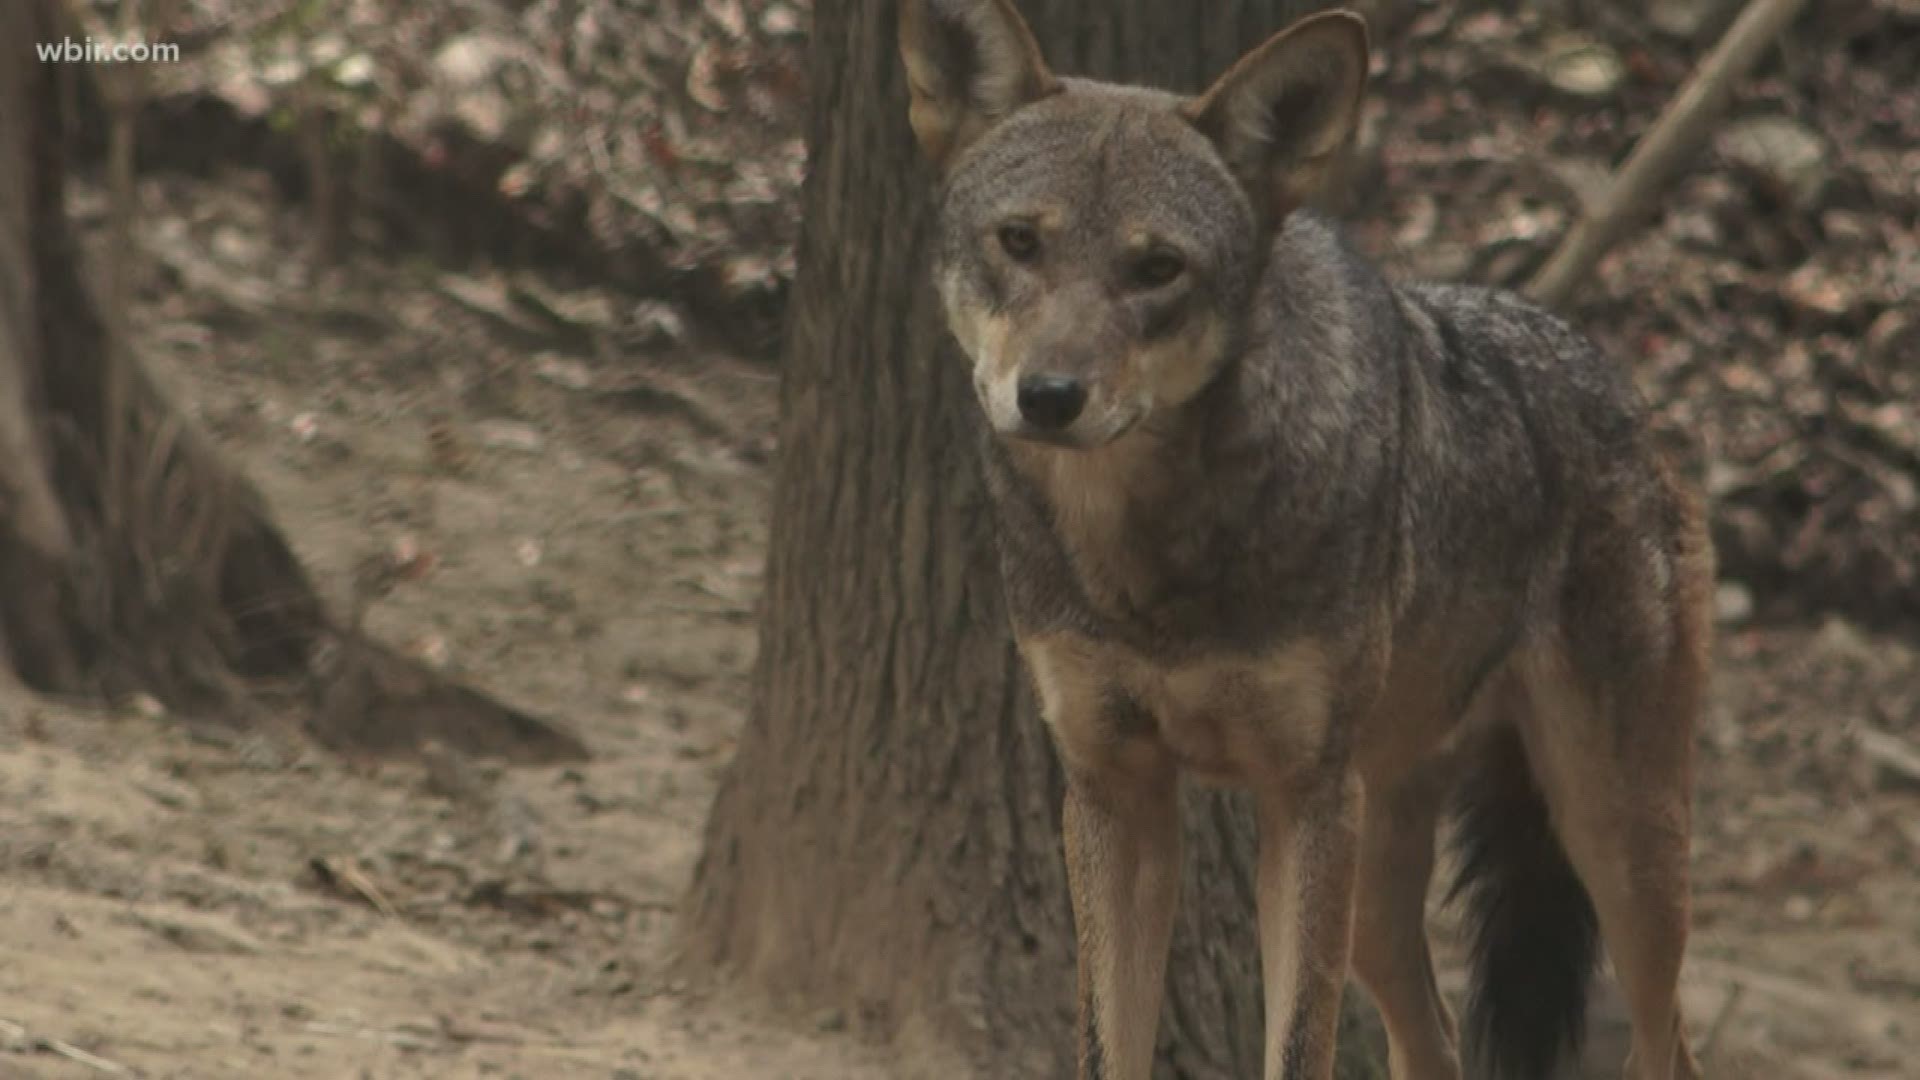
[
  {"xmin": 1255, "ymin": 772, "xmax": 1362, "ymax": 1080},
  {"xmin": 1061, "ymin": 755, "xmax": 1180, "ymax": 1080}
]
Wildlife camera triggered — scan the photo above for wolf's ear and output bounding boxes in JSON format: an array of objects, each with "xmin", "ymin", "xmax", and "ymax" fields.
[
  {"xmin": 1182, "ymin": 11, "xmax": 1369, "ymax": 224},
  {"xmin": 899, "ymin": 0, "xmax": 1059, "ymax": 168}
]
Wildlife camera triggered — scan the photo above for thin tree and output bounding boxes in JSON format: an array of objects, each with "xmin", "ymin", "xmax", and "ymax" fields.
[
  {"xmin": 0, "ymin": 0, "xmax": 579, "ymax": 761},
  {"xmin": 684, "ymin": 2, "xmax": 1382, "ymax": 1075}
]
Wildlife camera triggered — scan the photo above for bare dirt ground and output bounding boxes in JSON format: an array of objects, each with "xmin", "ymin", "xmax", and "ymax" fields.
[{"xmin": 1, "ymin": 163, "xmax": 1916, "ymax": 1078}]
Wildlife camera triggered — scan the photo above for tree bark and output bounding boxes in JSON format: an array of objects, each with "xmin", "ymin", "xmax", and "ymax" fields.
[
  {"xmin": 0, "ymin": 0, "xmax": 74, "ymax": 571},
  {"xmin": 685, "ymin": 2, "xmax": 1384, "ymax": 1076},
  {"xmin": 0, "ymin": 0, "xmax": 581, "ymax": 762}
]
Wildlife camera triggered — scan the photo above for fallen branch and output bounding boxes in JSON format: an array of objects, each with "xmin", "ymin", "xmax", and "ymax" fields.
[
  {"xmin": 37, "ymin": 1036, "xmax": 135, "ymax": 1076},
  {"xmin": 1854, "ymin": 725, "xmax": 1920, "ymax": 791},
  {"xmin": 1526, "ymin": 0, "xmax": 1814, "ymax": 308},
  {"xmin": 0, "ymin": 1017, "xmax": 136, "ymax": 1076},
  {"xmin": 309, "ymin": 855, "xmax": 400, "ymax": 917}
]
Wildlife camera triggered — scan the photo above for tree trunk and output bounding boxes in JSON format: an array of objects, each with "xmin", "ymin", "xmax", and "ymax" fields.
[
  {"xmin": 685, "ymin": 2, "xmax": 1384, "ymax": 1075},
  {"xmin": 0, "ymin": 0, "xmax": 581, "ymax": 763}
]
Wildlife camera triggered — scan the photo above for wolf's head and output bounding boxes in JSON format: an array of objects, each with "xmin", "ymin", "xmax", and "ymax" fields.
[{"xmin": 900, "ymin": 0, "xmax": 1368, "ymax": 448}]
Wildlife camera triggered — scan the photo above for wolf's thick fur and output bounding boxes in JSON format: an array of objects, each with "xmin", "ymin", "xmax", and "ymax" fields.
[{"xmin": 900, "ymin": 3, "xmax": 1713, "ymax": 1079}]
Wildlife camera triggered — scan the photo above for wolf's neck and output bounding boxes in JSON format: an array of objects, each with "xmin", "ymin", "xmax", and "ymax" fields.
[
  {"xmin": 997, "ymin": 414, "xmax": 1213, "ymax": 617},
  {"xmin": 1005, "ymin": 430, "xmax": 1182, "ymax": 528}
]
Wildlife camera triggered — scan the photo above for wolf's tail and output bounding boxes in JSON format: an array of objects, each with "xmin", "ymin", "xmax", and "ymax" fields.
[{"xmin": 1447, "ymin": 724, "xmax": 1600, "ymax": 1080}]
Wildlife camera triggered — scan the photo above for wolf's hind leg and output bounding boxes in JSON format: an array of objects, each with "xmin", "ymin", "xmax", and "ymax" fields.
[{"xmin": 1517, "ymin": 636, "xmax": 1704, "ymax": 1080}]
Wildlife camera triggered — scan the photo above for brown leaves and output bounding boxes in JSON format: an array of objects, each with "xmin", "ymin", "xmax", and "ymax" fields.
[
  {"xmin": 1366, "ymin": 2, "xmax": 1920, "ymax": 624},
  {"xmin": 159, "ymin": 0, "xmax": 811, "ymax": 346}
]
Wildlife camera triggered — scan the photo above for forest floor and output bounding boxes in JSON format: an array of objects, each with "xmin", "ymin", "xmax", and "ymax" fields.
[
  {"xmin": 5, "ymin": 1, "xmax": 1920, "ymax": 1075},
  {"xmin": 0, "ymin": 161, "xmax": 1913, "ymax": 1080}
]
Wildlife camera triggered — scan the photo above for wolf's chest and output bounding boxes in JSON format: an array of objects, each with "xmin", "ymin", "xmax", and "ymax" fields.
[{"xmin": 1021, "ymin": 631, "xmax": 1333, "ymax": 786}]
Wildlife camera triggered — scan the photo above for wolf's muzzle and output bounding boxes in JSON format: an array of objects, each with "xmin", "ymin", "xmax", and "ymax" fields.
[{"xmin": 1017, "ymin": 373, "xmax": 1088, "ymax": 430}]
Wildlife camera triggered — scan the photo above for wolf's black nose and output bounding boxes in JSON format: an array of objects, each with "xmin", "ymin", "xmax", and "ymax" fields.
[{"xmin": 1017, "ymin": 374, "xmax": 1087, "ymax": 430}]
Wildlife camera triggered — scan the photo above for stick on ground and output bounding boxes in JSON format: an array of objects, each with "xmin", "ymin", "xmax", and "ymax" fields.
[{"xmin": 1526, "ymin": 0, "xmax": 1813, "ymax": 309}]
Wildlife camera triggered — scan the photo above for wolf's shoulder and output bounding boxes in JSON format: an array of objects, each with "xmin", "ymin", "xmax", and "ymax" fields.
[
  {"xmin": 1403, "ymin": 283, "xmax": 1638, "ymax": 398},
  {"xmin": 1395, "ymin": 281, "xmax": 1653, "ymax": 468},
  {"xmin": 1401, "ymin": 282, "xmax": 1595, "ymax": 363}
]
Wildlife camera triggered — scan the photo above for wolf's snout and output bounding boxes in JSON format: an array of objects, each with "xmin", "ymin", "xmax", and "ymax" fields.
[{"xmin": 1016, "ymin": 374, "xmax": 1087, "ymax": 430}]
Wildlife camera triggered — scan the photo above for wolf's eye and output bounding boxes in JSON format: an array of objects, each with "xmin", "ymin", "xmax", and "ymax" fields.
[
  {"xmin": 998, "ymin": 223, "xmax": 1041, "ymax": 262},
  {"xmin": 1129, "ymin": 251, "xmax": 1186, "ymax": 290}
]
